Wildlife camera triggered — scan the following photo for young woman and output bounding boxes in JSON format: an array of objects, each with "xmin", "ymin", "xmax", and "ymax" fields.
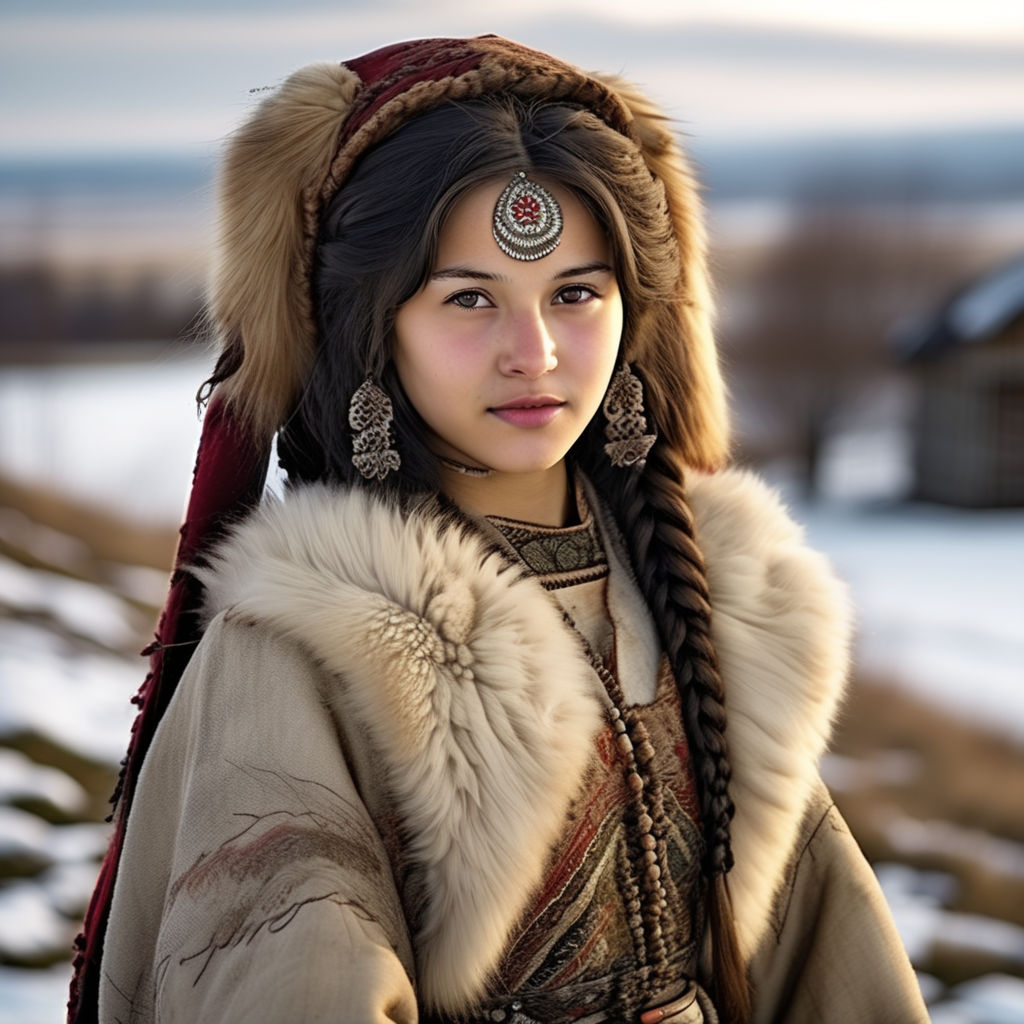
[{"xmin": 70, "ymin": 36, "xmax": 929, "ymax": 1024}]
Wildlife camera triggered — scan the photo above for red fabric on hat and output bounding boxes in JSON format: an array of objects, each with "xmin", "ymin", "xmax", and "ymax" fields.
[{"xmin": 343, "ymin": 36, "xmax": 487, "ymax": 138}]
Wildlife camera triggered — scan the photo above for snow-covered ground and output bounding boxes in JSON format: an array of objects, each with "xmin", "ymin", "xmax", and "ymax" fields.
[
  {"xmin": 762, "ymin": 418, "xmax": 1024, "ymax": 741},
  {"xmin": 1, "ymin": 354, "xmax": 1022, "ymax": 1021},
  {"xmin": 0, "ymin": 346, "xmax": 209, "ymax": 524},
  {"xmin": 799, "ymin": 495, "xmax": 1024, "ymax": 742}
]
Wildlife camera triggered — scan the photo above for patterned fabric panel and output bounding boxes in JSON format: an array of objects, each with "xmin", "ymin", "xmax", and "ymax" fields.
[
  {"xmin": 442, "ymin": 660, "xmax": 705, "ymax": 1022},
  {"xmin": 486, "ymin": 504, "xmax": 608, "ymax": 591}
]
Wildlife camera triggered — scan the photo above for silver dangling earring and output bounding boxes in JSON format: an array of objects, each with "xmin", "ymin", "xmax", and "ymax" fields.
[
  {"xmin": 348, "ymin": 378, "xmax": 401, "ymax": 481},
  {"xmin": 603, "ymin": 363, "xmax": 657, "ymax": 468}
]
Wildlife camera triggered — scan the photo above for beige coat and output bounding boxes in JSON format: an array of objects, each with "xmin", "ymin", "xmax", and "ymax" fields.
[{"xmin": 99, "ymin": 469, "xmax": 928, "ymax": 1022}]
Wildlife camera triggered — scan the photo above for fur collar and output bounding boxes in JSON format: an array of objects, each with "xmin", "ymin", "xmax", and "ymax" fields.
[
  {"xmin": 687, "ymin": 470, "xmax": 851, "ymax": 958},
  {"xmin": 198, "ymin": 468, "xmax": 850, "ymax": 1009}
]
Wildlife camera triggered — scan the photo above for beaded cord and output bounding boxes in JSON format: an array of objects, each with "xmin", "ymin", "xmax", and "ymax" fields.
[{"xmin": 564, "ymin": 613, "xmax": 683, "ymax": 1016}]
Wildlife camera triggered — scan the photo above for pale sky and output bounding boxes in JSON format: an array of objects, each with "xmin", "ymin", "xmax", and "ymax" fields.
[
  {"xmin": 616, "ymin": 0, "xmax": 1024, "ymax": 40},
  {"xmin": 2, "ymin": 0, "xmax": 1023, "ymax": 156}
]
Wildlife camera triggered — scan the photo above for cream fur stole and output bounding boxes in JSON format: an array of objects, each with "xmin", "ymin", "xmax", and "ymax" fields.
[{"xmin": 197, "ymin": 468, "xmax": 850, "ymax": 1011}]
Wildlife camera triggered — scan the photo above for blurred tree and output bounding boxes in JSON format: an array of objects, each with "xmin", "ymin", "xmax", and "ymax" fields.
[
  {"xmin": 720, "ymin": 174, "xmax": 983, "ymax": 497},
  {"xmin": 0, "ymin": 262, "xmax": 201, "ymax": 352}
]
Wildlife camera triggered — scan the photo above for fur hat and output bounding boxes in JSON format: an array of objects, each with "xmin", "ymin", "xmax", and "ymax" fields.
[
  {"xmin": 211, "ymin": 34, "xmax": 727, "ymax": 467},
  {"xmin": 69, "ymin": 36, "xmax": 727, "ymax": 1022}
]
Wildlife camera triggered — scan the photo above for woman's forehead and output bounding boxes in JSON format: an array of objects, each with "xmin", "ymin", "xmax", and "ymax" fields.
[{"xmin": 434, "ymin": 176, "xmax": 610, "ymax": 273}]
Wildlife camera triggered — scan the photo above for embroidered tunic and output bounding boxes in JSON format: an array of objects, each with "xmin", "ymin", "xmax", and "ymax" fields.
[{"xmin": 451, "ymin": 500, "xmax": 706, "ymax": 1021}]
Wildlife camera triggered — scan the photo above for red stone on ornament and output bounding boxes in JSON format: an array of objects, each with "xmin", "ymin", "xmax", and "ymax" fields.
[{"xmin": 512, "ymin": 194, "xmax": 541, "ymax": 224}]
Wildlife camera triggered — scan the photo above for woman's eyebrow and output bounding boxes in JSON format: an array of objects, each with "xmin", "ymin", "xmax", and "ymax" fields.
[
  {"xmin": 431, "ymin": 266, "xmax": 505, "ymax": 281},
  {"xmin": 552, "ymin": 261, "xmax": 614, "ymax": 280},
  {"xmin": 430, "ymin": 261, "xmax": 613, "ymax": 282}
]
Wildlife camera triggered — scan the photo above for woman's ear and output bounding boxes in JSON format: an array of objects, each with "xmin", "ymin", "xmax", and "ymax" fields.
[{"xmin": 591, "ymin": 71, "xmax": 729, "ymax": 471}]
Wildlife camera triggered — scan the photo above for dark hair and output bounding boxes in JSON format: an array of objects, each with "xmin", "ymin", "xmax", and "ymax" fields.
[
  {"xmin": 278, "ymin": 95, "xmax": 749, "ymax": 1020},
  {"xmin": 277, "ymin": 95, "xmax": 678, "ymax": 490}
]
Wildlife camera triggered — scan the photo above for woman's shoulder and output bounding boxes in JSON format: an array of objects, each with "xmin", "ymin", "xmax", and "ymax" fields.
[
  {"xmin": 189, "ymin": 483, "xmax": 602, "ymax": 725},
  {"xmin": 686, "ymin": 467, "xmax": 852, "ymax": 666},
  {"xmin": 194, "ymin": 484, "xmax": 477, "ymax": 623},
  {"xmin": 687, "ymin": 466, "xmax": 811, "ymax": 557},
  {"xmin": 686, "ymin": 466, "xmax": 852, "ymax": 757}
]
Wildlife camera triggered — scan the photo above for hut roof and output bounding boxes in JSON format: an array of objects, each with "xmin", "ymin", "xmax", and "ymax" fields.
[{"xmin": 896, "ymin": 252, "xmax": 1024, "ymax": 362}]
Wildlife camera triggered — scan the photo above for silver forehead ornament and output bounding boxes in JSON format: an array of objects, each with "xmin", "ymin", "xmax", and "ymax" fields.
[{"xmin": 492, "ymin": 171, "xmax": 564, "ymax": 261}]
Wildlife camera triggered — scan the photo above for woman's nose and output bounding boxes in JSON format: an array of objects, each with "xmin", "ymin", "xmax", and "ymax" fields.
[{"xmin": 498, "ymin": 312, "xmax": 558, "ymax": 378}]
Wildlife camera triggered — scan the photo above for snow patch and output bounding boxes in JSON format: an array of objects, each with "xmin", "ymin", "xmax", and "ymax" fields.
[
  {"xmin": 0, "ymin": 965, "xmax": 73, "ymax": 1024},
  {"xmin": 796, "ymin": 500, "xmax": 1024, "ymax": 741},
  {"xmin": 0, "ymin": 882, "xmax": 72, "ymax": 959},
  {"xmin": 878, "ymin": 862, "xmax": 1024, "ymax": 969},
  {"xmin": 0, "ymin": 749, "xmax": 86, "ymax": 815},
  {"xmin": 0, "ymin": 619, "xmax": 137, "ymax": 764},
  {"xmin": 886, "ymin": 817, "xmax": 1024, "ymax": 881},
  {"xmin": 943, "ymin": 974, "xmax": 1024, "ymax": 1024},
  {"xmin": 821, "ymin": 749, "xmax": 923, "ymax": 792},
  {"xmin": 0, "ymin": 556, "xmax": 136, "ymax": 651}
]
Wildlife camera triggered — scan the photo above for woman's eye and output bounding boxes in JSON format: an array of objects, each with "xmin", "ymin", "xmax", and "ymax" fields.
[
  {"xmin": 555, "ymin": 285, "xmax": 597, "ymax": 305},
  {"xmin": 447, "ymin": 290, "xmax": 492, "ymax": 310}
]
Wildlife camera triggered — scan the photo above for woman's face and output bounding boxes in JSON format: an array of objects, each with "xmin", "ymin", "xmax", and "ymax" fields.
[{"xmin": 393, "ymin": 177, "xmax": 623, "ymax": 478}]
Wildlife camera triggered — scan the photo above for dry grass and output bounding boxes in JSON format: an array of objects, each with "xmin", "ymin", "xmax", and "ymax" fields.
[
  {"xmin": 830, "ymin": 676, "xmax": 1024, "ymax": 982},
  {"xmin": 4, "ymin": 730, "xmax": 118, "ymax": 826},
  {"xmin": 834, "ymin": 678, "xmax": 1024, "ymax": 846},
  {"xmin": 0, "ymin": 474, "xmax": 177, "ymax": 576},
  {"xmin": 0, "ymin": 473, "xmax": 176, "ymax": 656}
]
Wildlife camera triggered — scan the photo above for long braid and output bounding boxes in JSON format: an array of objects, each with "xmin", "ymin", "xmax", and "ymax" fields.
[{"xmin": 581, "ymin": 436, "xmax": 751, "ymax": 1022}]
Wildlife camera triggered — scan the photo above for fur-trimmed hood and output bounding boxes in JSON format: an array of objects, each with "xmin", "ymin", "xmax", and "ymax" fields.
[
  {"xmin": 195, "ymin": 468, "xmax": 851, "ymax": 1013},
  {"xmin": 210, "ymin": 35, "xmax": 727, "ymax": 470}
]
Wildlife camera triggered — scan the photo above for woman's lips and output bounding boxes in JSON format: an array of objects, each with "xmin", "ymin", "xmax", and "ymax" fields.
[{"xmin": 489, "ymin": 398, "xmax": 565, "ymax": 428}]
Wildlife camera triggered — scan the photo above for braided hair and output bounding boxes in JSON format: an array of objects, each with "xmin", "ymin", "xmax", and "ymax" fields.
[{"xmin": 579, "ymin": 427, "xmax": 749, "ymax": 1021}]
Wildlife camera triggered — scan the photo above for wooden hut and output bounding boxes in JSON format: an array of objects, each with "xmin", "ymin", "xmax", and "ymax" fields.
[{"xmin": 899, "ymin": 254, "xmax": 1024, "ymax": 507}]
